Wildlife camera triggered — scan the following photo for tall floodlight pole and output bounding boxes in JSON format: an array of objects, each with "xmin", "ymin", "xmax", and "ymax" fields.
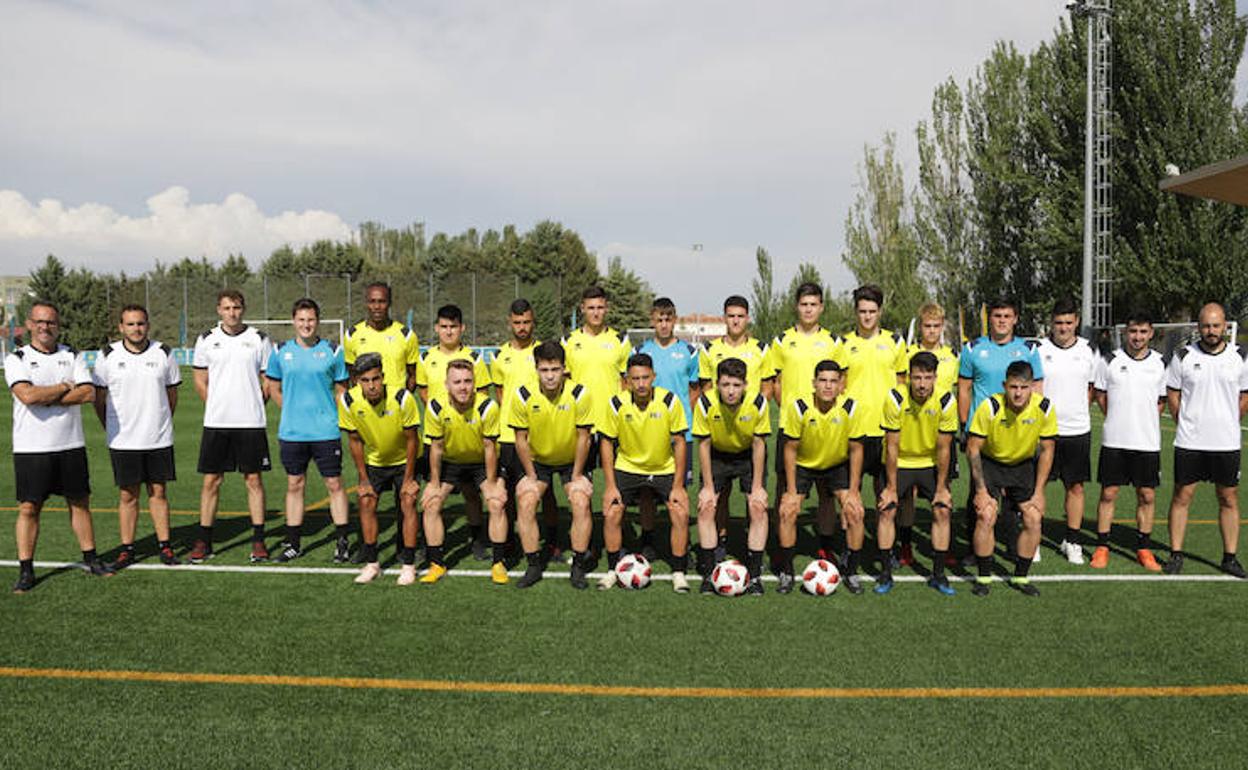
[{"xmin": 1071, "ymin": 0, "xmax": 1113, "ymax": 333}]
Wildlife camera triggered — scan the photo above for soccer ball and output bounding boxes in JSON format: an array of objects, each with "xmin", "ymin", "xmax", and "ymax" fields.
[
  {"xmin": 801, "ymin": 558, "xmax": 841, "ymax": 596},
  {"xmin": 615, "ymin": 553, "xmax": 652, "ymax": 590},
  {"xmin": 710, "ymin": 560, "xmax": 748, "ymax": 596}
]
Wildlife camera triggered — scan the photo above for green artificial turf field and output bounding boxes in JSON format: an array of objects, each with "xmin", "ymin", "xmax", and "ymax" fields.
[{"xmin": 1, "ymin": 370, "xmax": 1245, "ymax": 769}]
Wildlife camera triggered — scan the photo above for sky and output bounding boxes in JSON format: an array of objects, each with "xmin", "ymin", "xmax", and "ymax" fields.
[{"xmin": 2, "ymin": 1, "xmax": 1245, "ymax": 313}]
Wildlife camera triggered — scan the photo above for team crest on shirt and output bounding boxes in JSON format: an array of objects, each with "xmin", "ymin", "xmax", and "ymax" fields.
[
  {"xmin": 117, "ymin": 361, "xmax": 126, "ymax": 369},
  {"xmin": 649, "ymin": 411, "xmax": 661, "ymax": 419},
  {"xmin": 284, "ymin": 352, "xmax": 294, "ymax": 360},
  {"xmin": 557, "ymin": 404, "xmax": 569, "ymax": 412},
  {"xmin": 1021, "ymin": 417, "xmax": 1035, "ymax": 425}
]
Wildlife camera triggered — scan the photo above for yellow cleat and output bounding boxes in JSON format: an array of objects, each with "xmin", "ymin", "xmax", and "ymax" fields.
[
  {"xmin": 491, "ymin": 562, "xmax": 510, "ymax": 585},
  {"xmin": 420, "ymin": 563, "xmax": 448, "ymax": 584}
]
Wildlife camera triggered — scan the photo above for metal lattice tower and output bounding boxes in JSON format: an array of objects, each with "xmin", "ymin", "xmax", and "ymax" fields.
[{"xmin": 1073, "ymin": 1, "xmax": 1113, "ymax": 330}]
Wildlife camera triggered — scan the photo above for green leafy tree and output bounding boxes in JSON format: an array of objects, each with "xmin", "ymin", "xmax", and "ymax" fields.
[
  {"xmin": 601, "ymin": 256, "xmax": 654, "ymax": 331},
  {"xmin": 749, "ymin": 247, "xmax": 785, "ymax": 343}
]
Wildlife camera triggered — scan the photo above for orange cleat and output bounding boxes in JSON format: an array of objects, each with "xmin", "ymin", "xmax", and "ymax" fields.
[
  {"xmin": 1090, "ymin": 545, "xmax": 1110, "ymax": 569},
  {"xmin": 1136, "ymin": 549, "xmax": 1162, "ymax": 572}
]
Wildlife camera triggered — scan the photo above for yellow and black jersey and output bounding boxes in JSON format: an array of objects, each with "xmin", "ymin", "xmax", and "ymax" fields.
[
  {"xmin": 337, "ymin": 385, "xmax": 421, "ymax": 468},
  {"xmin": 691, "ymin": 390, "xmax": 770, "ymax": 454},
  {"xmin": 697, "ymin": 337, "xmax": 776, "ymax": 392},
  {"xmin": 834, "ymin": 329, "xmax": 908, "ymax": 439},
  {"xmin": 767, "ymin": 326, "xmax": 840, "ymax": 406},
  {"xmin": 490, "ymin": 340, "xmax": 540, "ymax": 444},
  {"xmin": 968, "ymin": 393, "xmax": 1058, "ymax": 466},
  {"xmin": 907, "ymin": 343, "xmax": 959, "ymax": 395},
  {"xmin": 416, "ymin": 345, "xmax": 491, "ymax": 407},
  {"xmin": 343, "ymin": 320, "xmax": 420, "ymax": 391},
  {"xmin": 562, "ymin": 327, "xmax": 631, "ymax": 431},
  {"xmin": 510, "ymin": 383, "xmax": 593, "ymax": 467},
  {"xmin": 598, "ymin": 387, "xmax": 688, "ymax": 476},
  {"xmin": 881, "ymin": 388, "xmax": 959, "ymax": 469},
  {"xmin": 780, "ymin": 396, "xmax": 867, "ymax": 470},
  {"xmin": 424, "ymin": 392, "xmax": 501, "ymax": 465}
]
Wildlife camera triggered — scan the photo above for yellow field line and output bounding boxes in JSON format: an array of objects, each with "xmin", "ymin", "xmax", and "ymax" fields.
[{"xmin": 0, "ymin": 666, "xmax": 1244, "ymax": 700}]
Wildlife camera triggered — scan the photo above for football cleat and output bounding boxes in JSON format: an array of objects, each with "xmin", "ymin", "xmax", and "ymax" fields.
[
  {"xmin": 273, "ymin": 543, "xmax": 301, "ymax": 563},
  {"xmin": 898, "ymin": 543, "xmax": 914, "ymax": 567},
  {"xmin": 86, "ymin": 559, "xmax": 116, "ymax": 577},
  {"xmin": 844, "ymin": 574, "xmax": 864, "ymax": 595},
  {"xmin": 12, "ymin": 571, "xmax": 36, "ymax": 594},
  {"xmin": 776, "ymin": 572, "xmax": 795, "ymax": 595},
  {"xmin": 332, "ymin": 536, "xmax": 351, "ymax": 564},
  {"xmin": 1009, "ymin": 576, "xmax": 1040, "ymax": 597},
  {"xmin": 1136, "ymin": 549, "xmax": 1161, "ymax": 572},
  {"xmin": 926, "ymin": 575, "xmax": 956, "ymax": 596},
  {"xmin": 1162, "ymin": 552, "xmax": 1185, "ymax": 575},
  {"xmin": 396, "ymin": 564, "xmax": 417, "ymax": 586},
  {"xmin": 744, "ymin": 577, "xmax": 765, "ymax": 596},
  {"xmin": 873, "ymin": 576, "xmax": 894, "ymax": 595},
  {"xmin": 671, "ymin": 571, "xmax": 689, "ymax": 594},
  {"xmin": 158, "ymin": 546, "xmax": 181, "ymax": 566},
  {"xmin": 971, "ymin": 578, "xmax": 991, "ymax": 597},
  {"xmin": 1222, "ymin": 555, "xmax": 1246, "ymax": 580},
  {"xmin": 699, "ymin": 575, "xmax": 715, "ymax": 595},
  {"xmin": 249, "ymin": 541, "xmax": 269, "ymax": 563},
  {"xmin": 516, "ymin": 562, "xmax": 544, "ymax": 589},
  {"xmin": 354, "ymin": 562, "xmax": 382, "ymax": 584},
  {"xmin": 188, "ymin": 540, "xmax": 214, "ymax": 564},
  {"xmin": 1058, "ymin": 539, "xmax": 1084, "ymax": 565},
  {"xmin": 569, "ymin": 560, "xmax": 589, "ymax": 591},
  {"xmin": 596, "ymin": 570, "xmax": 619, "ymax": 591},
  {"xmin": 491, "ymin": 562, "xmax": 510, "ymax": 585},
  {"xmin": 1090, "ymin": 546, "xmax": 1110, "ymax": 569},
  {"xmin": 109, "ymin": 549, "xmax": 136, "ymax": 571}
]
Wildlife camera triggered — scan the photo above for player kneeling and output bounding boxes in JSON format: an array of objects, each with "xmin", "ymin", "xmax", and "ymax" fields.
[
  {"xmin": 692, "ymin": 357, "xmax": 770, "ymax": 595},
  {"xmin": 599, "ymin": 353, "xmax": 691, "ymax": 592},
  {"xmin": 776, "ymin": 360, "xmax": 868, "ymax": 595},
  {"xmin": 421, "ymin": 360, "xmax": 508, "ymax": 584},
  {"xmin": 511, "ymin": 342, "xmax": 596, "ymax": 589},
  {"xmin": 966, "ymin": 361, "xmax": 1056, "ymax": 597},
  {"xmin": 338, "ymin": 354, "xmax": 422, "ymax": 584},
  {"xmin": 876, "ymin": 352, "xmax": 958, "ymax": 595}
]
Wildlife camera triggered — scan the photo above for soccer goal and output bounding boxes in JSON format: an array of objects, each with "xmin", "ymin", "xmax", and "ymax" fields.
[{"xmin": 245, "ymin": 318, "xmax": 346, "ymax": 345}]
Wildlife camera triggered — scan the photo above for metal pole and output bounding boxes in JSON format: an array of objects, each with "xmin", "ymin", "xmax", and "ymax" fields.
[
  {"xmin": 145, "ymin": 277, "xmax": 150, "ymax": 313},
  {"xmin": 1080, "ymin": 9, "xmax": 1094, "ymax": 331},
  {"xmin": 346, "ymin": 274, "xmax": 352, "ymax": 321},
  {"xmin": 428, "ymin": 272, "xmax": 434, "ymax": 340},
  {"xmin": 471, "ymin": 272, "xmax": 477, "ymax": 345},
  {"xmin": 263, "ymin": 274, "xmax": 269, "ymax": 319}
]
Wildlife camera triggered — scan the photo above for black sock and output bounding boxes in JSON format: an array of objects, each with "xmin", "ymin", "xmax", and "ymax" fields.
[
  {"xmin": 1224, "ymin": 552, "xmax": 1237, "ymax": 564},
  {"xmin": 778, "ymin": 546, "xmax": 795, "ymax": 574},
  {"xmin": 285, "ymin": 524, "xmax": 302, "ymax": 550},
  {"xmin": 361, "ymin": 541, "xmax": 379, "ymax": 563},
  {"xmin": 526, "ymin": 550, "xmax": 542, "ymax": 568},
  {"xmin": 82, "ymin": 548, "xmax": 97, "ymax": 563},
  {"xmin": 121, "ymin": 542, "xmax": 135, "ymax": 554},
  {"xmin": 1064, "ymin": 526, "xmax": 1080, "ymax": 544},
  {"xmin": 932, "ymin": 550, "xmax": 946, "ymax": 578},
  {"xmin": 697, "ymin": 547, "xmax": 715, "ymax": 576},
  {"xmin": 18, "ymin": 559, "xmax": 33, "ymax": 575},
  {"xmin": 157, "ymin": 540, "xmax": 170, "ymax": 551},
  {"xmin": 543, "ymin": 524, "xmax": 558, "ymax": 545},
  {"xmin": 668, "ymin": 552, "xmax": 686, "ymax": 572},
  {"xmin": 1170, "ymin": 548, "xmax": 1184, "ymax": 559},
  {"xmin": 1137, "ymin": 529, "xmax": 1151, "ymax": 550},
  {"xmin": 252, "ymin": 523, "xmax": 265, "ymax": 542},
  {"xmin": 819, "ymin": 533, "xmax": 835, "ymax": 553},
  {"xmin": 1097, "ymin": 530, "xmax": 1110, "ymax": 546},
  {"xmin": 468, "ymin": 524, "xmax": 483, "ymax": 543},
  {"xmin": 572, "ymin": 550, "xmax": 589, "ymax": 569},
  {"xmin": 899, "ymin": 526, "xmax": 913, "ymax": 545},
  {"xmin": 335, "ymin": 523, "xmax": 350, "ymax": 538},
  {"xmin": 640, "ymin": 529, "xmax": 654, "ymax": 547},
  {"xmin": 399, "ymin": 547, "xmax": 415, "ymax": 565},
  {"xmin": 492, "ymin": 541, "xmax": 506, "ymax": 564},
  {"xmin": 977, "ymin": 556, "xmax": 993, "ymax": 578},
  {"xmin": 1015, "ymin": 556, "xmax": 1033, "ymax": 578},
  {"xmin": 199, "ymin": 525, "xmax": 213, "ymax": 543},
  {"xmin": 846, "ymin": 548, "xmax": 860, "ymax": 575},
  {"xmin": 878, "ymin": 554, "xmax": 892, "ymax": 581},
  {"xmin": 607, "ymin": 550, "xmax": 622, "ymax": 569},
  {"xmin": 746, "ymin": 549, "xmax": 763, "ymax": 580},
  {"xmin": 428, "ymin": 544, "xmax": 445, "ymax": 566}
]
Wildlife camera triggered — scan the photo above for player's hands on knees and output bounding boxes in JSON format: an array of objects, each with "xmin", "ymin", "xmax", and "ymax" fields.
[
  {"xmin": 933, "ymin": 487, "xmax": 953, "ymax": 515},
  {"xmin": 401, "ymin": 479, "xmax": 421, "ymax": 499},
  {"xmin": 1022, "ymin": 495, "xmax": 1045, "ymax": 521},
  {"xmin": 974, "ymin": 489, "xmax": 997, "ymax": 517},
  {"xmin": 602, "ymin": 485, "xmax": 622, "ymax": 511},
  {"xmin": 357, "ymin": 481, "xmax": 377, "ymax": 500},
  {"xmin": 421, "ymin": 483, "xmax": 447, "ymax": 508},
  {"xmin": 877, "ymin": 486, "xmax": 898, "ymax": 515},
  {"xmin": 565, "ymin": 475, "xmax": 593, "ymax": 502},
  {"xmin": 483, "ymin": 478, "xmax": 508, "ymax": 506},
  {"xmin": 778, "ymin": 492, "xmax": 801, "ymax": 518},
  {"xmin": 515, "ymin": 476, "xmax": 539, "ymax": 501},
  {"xmin": 842, "ymin": 491, "xmax": 865, "ymax": 521},
  {"xmin": 669, "ymin": 485, "xmax": 689, "ymax": 512},
  {"xmin": 697, "ymin": 486, "xmax": 718, "ymax": 513},
  {"xmin": 747, "ymin": 487, "xmax": 768, "ymax": 511}
]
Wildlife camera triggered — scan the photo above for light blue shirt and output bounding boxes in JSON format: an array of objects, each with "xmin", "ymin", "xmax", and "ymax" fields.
[
  {"xmin": 267, "ymin": 338, "xmax": 349, "ymax": 442},
  {"xmin": 636, "ymin": 338, "xmax": 700, "ymax": 440},
  {"xmin": 957, "ymin": 336, "xmax": 1045, "ymax": 422}
]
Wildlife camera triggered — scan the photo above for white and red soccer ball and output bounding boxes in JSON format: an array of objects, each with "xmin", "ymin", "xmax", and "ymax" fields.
[
  {"xmin": 801, "ymin": 558, "xmax": 841, "ymax": 596},
  {"xmin": 614, "ymin": 553, "xmax": 652, "ymax": 589},
  {"xmin": 710, "ymin": 560, "xmax": 748, "ymax": 596}
]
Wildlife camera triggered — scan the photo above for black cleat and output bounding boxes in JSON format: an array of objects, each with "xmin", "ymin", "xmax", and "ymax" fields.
[
  {"xmin": 569, "ymin": 559, "xmax": 589, "ymax": 590},
  {"xmin": 273, "ymin": 543, "xmax": 302, "ymax": 563},
  {"xmin": 844, "ymin": 574, "xmax": 864, "ymax": 595},
  {"xmin": 744, "ymin": 577, "xmax": 764, "ymax": 596},
  {"xmin": 1009, "ymin": 578, "xmax": 1040, "ymax": 597},
  {"xmin": 349, "ymin": 543, "xmax": 367, "ymax": 564},
  {"xmin": 776, "ymin": 572, "xmax": 795, "ymax": 594},
  {"xmin": 86, "ymin": 559, "xmax": 115, "ymax": 577},
  {"xmin": 332, "ymin": 536, "xmax": 351, "ymax": 564},
  {"xmin": 188, "ymin": 539, "xmax": 214, "ymax": 564},
  {"xmin": 471, "ymin": 539, "xmax": 489, "ymax": 562},
  {"xmin": 516, "ymin": 563, "xmax": 544, "ymax": 589},
  {"xmin": 1163, "ymin": 552, "xmax": 1185, "ymax": 575},
  {"xmin": 713, "ymin": 543, "xmax": 727, "ymax": 564},
  {"xmin": 158, "ymin": 546, "xmax": 181, "ymax": 566},
  {"xmin": 249, "ymin": 541, "xmax": 269, "ymax": 563},
  {"xmin": 1222, "ymin": 556, "xmax": 1246, "ymax": 579},
  {"xmin": 109, "ymin": 549, "xmax": 136, "ymax": 571},
  {"xmin": 12, "ymin": 571, "xmax": 35, "ymax": 594},
  {"xmin": 699, "ymin": 575, "xmax": 715, "ymax": 595},
  {"xmin": 971, "ymin": 579, "xmax": 991, "ymax": 597}
]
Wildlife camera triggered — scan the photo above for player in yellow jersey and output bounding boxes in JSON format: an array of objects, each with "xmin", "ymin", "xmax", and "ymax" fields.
[
  {"xmin": 511, "ymin": 341, "xmax": 596, "ymax": 589},
  {"xmin": 768, "ymin": 282, "xmax": 840, "ymax": 557},
  {"xmin": 692, "ymin": 357, "xmax": 770, "ymax": 595},
  {"xmin": 875, "ymin": 352, "xmax": 958, "ymax": 595},
  {"xmin": 562, "ymin": 286, "xmax": 631, "ymax": 471},
  {"xmin": 343, "ymin": 282, "xmax": 420, "ymax": 391},
  {"xmin": 776, "ymin": 360, "xmax": 868, "ymax": 594},
  {"xmin": 337, "ymin": 354, "xmax": 422, "ymax": 585},
  {"xmin": 697, "ymin": 295, "xmax": 776, "ymax": 548},
  {"xmin": 598, "ymin": 353, "xmax": 690, "ymax": 592},
  {"xmin": 420, "ymin": 360, "xmax": 508, "ymax": 585},
  {"xmin": 896, "ymin": 301, "xmax": 960, "ymax": 566},
  {"xmin": 966, "ymin": 361, "xmax": 1056, "ymax": 597}
]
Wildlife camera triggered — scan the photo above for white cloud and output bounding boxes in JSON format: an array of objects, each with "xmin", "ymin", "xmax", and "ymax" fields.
[{"xmin": 0, "ymin": 187, "xmax": 353, "ymax": 272}]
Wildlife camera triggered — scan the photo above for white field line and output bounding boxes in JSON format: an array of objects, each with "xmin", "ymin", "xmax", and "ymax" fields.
[{"xmin": 3, "ymin": 560, "xmax": 1244, "ymax": 583}]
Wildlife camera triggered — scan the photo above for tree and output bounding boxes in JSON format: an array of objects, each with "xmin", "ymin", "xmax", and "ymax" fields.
[
  {"xmin": 601, "ymin": 256, "xmax": 654, "ymax": 331},
  {"xmin": 749, "ymin": 247, "xmax": 785, "ymax": 343},
  {"xmin": 842, "ymin": 132, "xmax": 926, "ymax": 330}
]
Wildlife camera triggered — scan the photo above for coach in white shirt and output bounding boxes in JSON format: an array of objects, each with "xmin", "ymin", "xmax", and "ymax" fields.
[
  {"xmin": 5, "ymin": 301, "xmax": 114, "ymax": 593},
  {"xmin": 188, "ymin": 289, "xmax": 274, "ymax": 564},
  {"xmin": 1090, "ymin": 309, "xmax": 1167, "ymax": 571},
  {"xmin": 1163, "ymin": 302, "xmax": 1248, "ymax": 578},
  {"xmin": 93, "ymin": 304, "xmax": 183, "ymax": 569},
  {"xmin": 1037, "ymin": 296, "xmax": 1098, "ymax": 564}
]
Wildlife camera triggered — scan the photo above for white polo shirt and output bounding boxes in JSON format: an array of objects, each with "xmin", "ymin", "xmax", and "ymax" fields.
[
  {"xmin": 1165, "ymin": 342, "xmax": 1248, "ymax": 452},
  {"xmin": 1037, "ymin": 337, "xmax": 1097, "ymax": 436},
  {"xmin": 1093, "ymin": 348, "xmax": 1167, "ymax": 452},
  {"xmin": 93, "ymin": 339, "xmax": 182, "ymax": 450},
  {"xmin": 192, "ymin": 325, "xmax": 272, "ymax": 429},
  {"xmin": 4, "ymin": 344, "xmax": 92, "ymax": 453}
]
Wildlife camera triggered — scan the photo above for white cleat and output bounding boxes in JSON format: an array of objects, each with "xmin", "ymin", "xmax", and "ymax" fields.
[
  {"xmin": 396, "ymin": 564, "xmax": 417, "ymax": 586},
  {"xmin": 597, "ymin": 571, "xmax": 618, "ymax": 591},
  {"xmin": 354, "ymin": 562, "xmax": 382, "ymax": 584},
  {"xmin": 1057, "ymin": 540, "xmax": 1084, "ymax": 565},
  {"xmin": 671, "ymin": 571, "xmax": 689, "ymax": 594}
]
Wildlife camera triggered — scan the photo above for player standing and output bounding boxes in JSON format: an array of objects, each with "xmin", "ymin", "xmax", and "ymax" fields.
[
  {"xmin": 692, "ymin": 358, "xmax": 770, "ymax": 595},
  {"xmin": 92, "ymin": 304, "xmax": 182, "ymax": 568},
  {"xmin": 1162, "ymin": 302, "xmax": 1248, "ymax": 578},
  {"xmin": 343, "ymin": 282, "xmax": 419, "ymax": 390},
  {"xmin": 1090, "ymin": 309, "xmax": 1166, "ymax": 571},
  {"xmin": 598, "ymin": 353, "xmax": 691, "ymax": 592},
  {"xmin": 563, "ymin": 286, "xmax": 632, "ymax": 472},
  {"xmin": 1036, "ymin": 296, "xmax": 1097, "ymax": 564},
  {"xmin": 337, "ymin": 354, "xmax": 422, "ymax": 584},
  {"xmin": 775, "ymin": 360, "xmax": 868, "ymax": 595},
  {"xmin": 7, "ymin": 301, "xmax": 113, "ymax": 592},
  {"xmin": 876, "ymin": 353, "xmax": 958, "ymax": 594},
  {"xmin": 266, "ymin": 299, "xmax": 352, "ymax": 562},
  {"xmin": 965, "ymin": 361, "xmax": 1056, "ymax": 597},
  {"xmin": 511, "ymin": 341, "xmax": 596, "ymax": 589},
  {"xmin": 420, "ymin": 360, "xmax": 508, "ymax": 584},
  {"xmin": 189, "ymin": 290, "xmax": 273, "ymax": 564}
]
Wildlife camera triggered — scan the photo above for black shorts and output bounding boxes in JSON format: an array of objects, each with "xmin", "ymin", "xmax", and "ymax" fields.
[
  {"xmin": 365, "ymin": 464, "xmax": 407, "ymax": 499},
  {"xmin": 1049, "ymin": 432, "xmax": 1092, "ymax": 485},
  {"xmin": 1097, "ymin": 447, "xmax": 1161, "ymax": 489},
  {"xmin": 15, "ymin": 448, "xmax": 90, "ymax": 504},
  {"xmin": 498, "ymin": 442, "xmax": 522, "ymax": 487},
  {"xmin": 110, "ymin": 446, "xmax": 176, "ymax": 488},
  {"xmin": 534, "ymin": 461, "xmax": 575, "ymax": 486},
  {"xmin": 616, "ymin": 470, "xmax": 674, "ymax": 507},
  {"xmin": 439, "ymin": 461, "xmax": 488, "ymax": 490},
  {"xmin": 585, "ymin": 433, "xmax": 602, "ymax": 473},
  {"xmin": 793, "ymin": 462, "xmax": 849, "ymax": 496},
  {"xmin": 944, "ymin": 446, "xmax": 960, "ymax": 481},
  {"xmin": 774, "ymin": 433, "xmax": 789, "ymax": 477},
  {"xmin": 197, "ymin": 427, "xmax": 271, "ymax": 474},
  {"xmin": 1173, "ymin": 448, "xmax": 1241, "ymax": 488},
  {"xmin": 982, "ymin": 457, "xmax": 1037, "ymax": 504},
  {"xmin": 859, "ymin": 435, "xmax": 884, "ymax": 480},
  {"xmin": 896, "ymin": 466, "xmax": 937, "ymax": 501},
  {"xmin": 708, "ymin": 448, "xmax": 766, "ymax": 495},
  {"xmin": 279, "ymin": 439, "xmax": 342, "ymax": 478}
]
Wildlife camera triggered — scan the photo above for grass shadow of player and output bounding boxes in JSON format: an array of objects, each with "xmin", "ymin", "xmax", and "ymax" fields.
[{"xmin": 171, "ymin": 516, "xmax": 254, "ymax": 558}]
